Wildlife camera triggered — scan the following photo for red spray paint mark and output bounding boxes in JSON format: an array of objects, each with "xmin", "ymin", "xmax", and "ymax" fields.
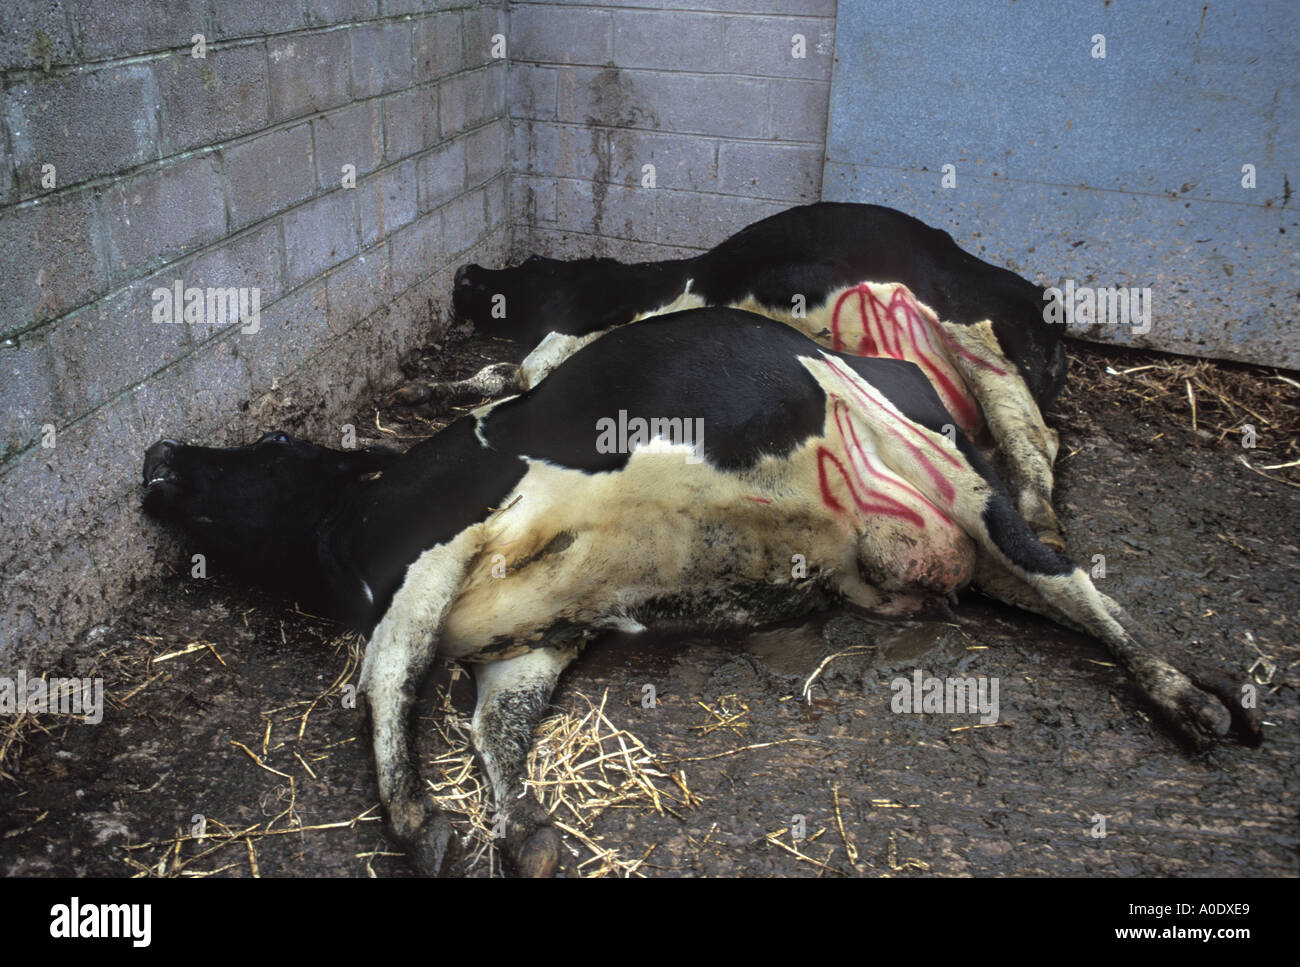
[
  {"xmin": 934, "ymin": 324, "xmax": 1010, "ymax": 376},
  {"xmin": 828, "ymin": 283, "xmax": 985, "ymax": 432},
  {"xmin": 817, "ymin": 447, "xmax": 926, "ymax": 529},
  {"xmin": 747, "ymin": 495, "xmax": 773, "ymax": 505},
  {"xmin": 821, "ymin": 358, "xmax": 959, "ymax": 507}
]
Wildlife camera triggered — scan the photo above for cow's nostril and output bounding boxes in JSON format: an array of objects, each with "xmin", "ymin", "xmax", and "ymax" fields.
[{"xmin": 143, "ymin": 438, "xmax": 180, "ymax": 486}]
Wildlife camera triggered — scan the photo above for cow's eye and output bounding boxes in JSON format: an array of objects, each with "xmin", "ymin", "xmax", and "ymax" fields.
[{"xmin": 258, "ymin": 431, "xmax": 290, "ymax": 445}]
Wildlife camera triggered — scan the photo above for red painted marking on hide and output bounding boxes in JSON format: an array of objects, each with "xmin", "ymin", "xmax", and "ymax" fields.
[
  {"xmin": 816, "ymin": 447, "xmax": 926, "ymax": 529},
  {"xmin": 828, "ymin": 284, "xmax": 982, "ymax": 432},
  {"xmin": 821, "ymin": 358, "xmax": 958, "ymax": 507},
  {"xmin": 832, "ymin": 400, "xmax": 941, "ymax": 517},
  {"xmin": 747, "ymin": 495, "xmax": 773, "ymax": 505},
  {"xmin": 935, "ymin": 324, "xmax": 1010, "ymax": 377}
]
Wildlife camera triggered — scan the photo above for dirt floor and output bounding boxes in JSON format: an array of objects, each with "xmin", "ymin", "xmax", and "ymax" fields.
[{"xmin": 2, "ymin": 331, "xmax": 1297, "ymax": 878}]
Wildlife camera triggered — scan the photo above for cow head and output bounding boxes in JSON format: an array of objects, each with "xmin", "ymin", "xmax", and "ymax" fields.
[
  {"xmin": 453, "ymin": 256, "xmax": 578, "ymax": 342},
  {"xmin": 141, "ymin": 432, "xmax": 399, "ymax": 605}
]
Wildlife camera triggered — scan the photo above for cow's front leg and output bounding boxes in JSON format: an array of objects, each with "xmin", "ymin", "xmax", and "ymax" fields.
[
  {"xmin": 942, "ymin": 320, "xmax": 1064, "ymax": 549},
  {"xmin": 389, "ymin": 362, "xmax": 523, "ymax": 412},
  {"xmin": 360, "ymin": 545, "xmax": 471, "ymax": 875},
  {"xmin": 470, "ymin": 646, "xmax": 580, "ymax": 877}
]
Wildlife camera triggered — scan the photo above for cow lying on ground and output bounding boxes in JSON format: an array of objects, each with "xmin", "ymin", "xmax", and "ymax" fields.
[
  {"xmin": 142, "ymin": 310, "xmax": 1256, "ymax": 877},
  {"xmin": 404, "ymin": 202, "xmax": 1068, "ymax": 547}
]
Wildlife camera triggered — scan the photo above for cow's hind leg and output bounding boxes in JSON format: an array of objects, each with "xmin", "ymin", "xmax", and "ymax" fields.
[
  {"xmin": 470, "ymin": 646, "xmax": 579, "ymax": 877},
  {"xmin": 973, "ymin": 498, "xmax": 1259, "ymax": 747},
  {"xmin": 360, "ymin": 545, "xmax": 471, "ymax": 875},
  {"xmin": 942, "ymin": 320, "xmax": 1064, "ymax": 549}
]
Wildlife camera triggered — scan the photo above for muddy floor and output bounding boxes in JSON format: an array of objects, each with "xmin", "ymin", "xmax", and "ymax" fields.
[{"xmin": 2, "ymin": 333, "xmax": 1297, "ymax": 878}]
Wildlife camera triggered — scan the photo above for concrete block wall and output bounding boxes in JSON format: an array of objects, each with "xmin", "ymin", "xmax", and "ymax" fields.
[
  {"xmin": 507, "ymin": 0, "xmax": 836, "ymax": 262},
  {"xmin": 0, "ymin": 1, "xmax": 508, "ymax": 673}
]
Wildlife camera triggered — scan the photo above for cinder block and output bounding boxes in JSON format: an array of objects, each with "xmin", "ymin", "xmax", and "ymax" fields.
[
  {"xmin": 415, "ymin": 11, "xmax": 462, "ymax": 82},
  {"xmin": 0, "ymin": 123, "xmax": 14, "ymax": 205},
  {"xmin": 325, "ymin": 246, "xmax": 393, "ymax": 334},
  {"xmin": 511, "ymin": 5, "xmax": 611, "ymax": 65},
  {"xmin": 359, "ymin": 159, "xmax": 418, "ymax": 247},
  {"xmin": 44, "ymin": 268, "xmax": 196, "ymax": 423},
  {"xmin": 0, "ymin": 191, "xmax": 107, "ymax": 330},
  {"xmin": 156, "ymin": 43, "xmax": 270, "ymax": 155},
  {"xmin": 184, "ymin": 219, "xmax": 285, "ymax": 308},
  {"xmin": 510, "ymin": 174, "xmax": 558, "ymax": 227},
  {"xmin": 512, "ymin": 120, "xmax": 600, "ymax": 181},
  {"xmin": 484, "ymin": 174, "xmax": 506, "ymax": 231},
  {"xmin": 267, "ymin": 30, "xmax": 351, "ymax": 122},
  {"xmin": 439, "ymin": 65, "xmax": 503, "ymax": 138},
  {"xmin": 465, "ymin": 118, "xmax": 506, "ymax": 187},
  {"xmin": 555, "ymin": 66, "xmax": 767, "ymax": 139},
  {"xmin": 224, "ymin": 122, "xmax": 315, "ymax": 229},
  {"xmin": 389, "ymin": 210, "xmax": 442, "ymax": 294},
  {"xmin": 102, "ymin": 154, "xmax": 227, "ymax": 281},
  {"xmin": 416, "ymin": 138, "xmax": 465, "ymax": 212},
  {"xmin": 0, "ymin": 0, "xmax": 76, "ymax": 73},
  {"xmin": 6, "ymin": 64, "xmax": 160, "ymax": 195},
  {"xmin": 607, "ymin": 129, "xmax": 719, "ymax": 191},
  {"xmin": 718, "ymin": 140, "xmax": 821, "ymax": 201},
  {"xmin": 379, "ymin": 0, "xmax": 427, "ymax": 16},
  {"xmin": 612, "ymin": 10, "xmax": 724, "ymax": 72},
  {"xmin": 315, "ymin": 99, "xmax": 385, "ymax": 189},
  {"xmin": 723, "ymin": 17, "xmax": 835, "ymax": 80},
  {"xmin": 517, "ymin": 0, "xmax": 835, "ymax": 11},
  {"xmin": 383, "ymin": 87, "xmax": 439, "ymax": 162},
  {"xmin": 552, "ymin": 178, "xmax": 781, "ymax": 249},
  {"xmin": 242, "ymin": 280, "xmax": 332, "ymax": 390},
  {"xmin": 0, "ymin": 326, "xmax": 58, "ymax": 461},
  {"xmin": 282, "ymin": 189, "xmax": 360, "ymax": 287},
  {"xmin": 213, "ymin": 4, "xmax": 303, "ymax": 38},
  {"xmin": 766, "ymin": 78, "xmax": 830, "ymax": 141},
  {"xmin": 350, "ymin": 21, "xmax": 414, "ymax": 99},
  {"xmin": 442, "ymin": 187, "xmax": 486, "ymax": 256},
  {"xmin": 71, "ymin": 0, "xmax": 208, "ymax": 61},
  {"xmin": 307, "ymin": 0, "xmax": 378, "ymax": 27},
  {"xmin": 508, "ymin": 64, "xmax": 557, "ymax": 121},
  {"xmin": 461, "ymin": 4, "xmax": 505, "ymax": 70}
]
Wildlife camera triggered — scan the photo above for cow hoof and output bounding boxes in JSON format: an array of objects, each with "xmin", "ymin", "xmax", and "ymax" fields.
[
  {"xmin": 410, "ymin": 813, "xmax": 462, "ymax": 877},
  {"xmin": 1186, "ymin": 665, "xmax": 1264, "ymax": 746},
  {"xmin": 1143, "ymin": 665, "xmax": 1233, "ymax": 752},
  {"xmin": 508, "ymin": 824, "xmax": 562, "ymax": 878},
  {"xmin": 1036, "ymin": 528, "xmax": 1067, "ymax": 552},
  {"xmin": 389, "ymin": 381, "xmax": 432, "ymax": 407},
  {"xmin": 502, "ymin": 805, "xmax": 562, "ymax": 877}
]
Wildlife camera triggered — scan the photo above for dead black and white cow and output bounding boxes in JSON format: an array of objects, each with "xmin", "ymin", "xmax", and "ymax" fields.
[
  {"xmin": 418, "ymin": 202, "xmax": 1068, "ymax": 547},
  {"xmin": 143, "ymin": 310, "xmax": 1256, "ymax": 877}
]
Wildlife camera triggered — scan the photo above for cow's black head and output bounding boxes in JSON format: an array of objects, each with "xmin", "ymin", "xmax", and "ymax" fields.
[
  {"xmin": 452, "ymin": 256, "xmax": 579, "ymax": 343},
  {"xmin": 141, "ymin": 432, "xmax": 399, "ymax": 607}
]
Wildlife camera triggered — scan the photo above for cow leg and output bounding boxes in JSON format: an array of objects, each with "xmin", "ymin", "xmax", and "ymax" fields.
[
  {"xmin": 389, "ymin": 362, "xmax": 523, "ymax": 411},
  {"xmin": 389, "ymin": 331, "xmax": 605, "ymax": 412},
  {"xmin": 359, "ymin": 543, "xmax": 471, "ymax": 875},
  {"xmin": 941, "ymin": 320, "xmax": 1064, "ymax": 549},
  {"xmin": 974, "ymin": 495, "xmax": 1257, "ymax": 746},
  {"xmin": 810, "ymin": 355, "xmax": 1248, "ymax": 749},
  {"xmin": 470, "ymin": 646, "xmax": 579, "ymax": 878}
]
